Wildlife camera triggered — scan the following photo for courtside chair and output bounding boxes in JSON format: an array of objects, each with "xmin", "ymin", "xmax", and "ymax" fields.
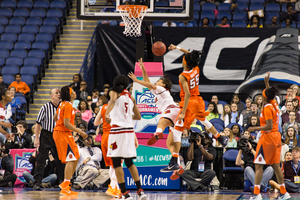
[
  {"xmin": 202, "ymin": 3, "xmax": 216, "ymax": 12},
  {"xmin": 18, "ymin": 32, "xmax": 35, "ymax": 43},
  {"xmin": 5, "ymin": 24, "xmax": 22, "ymax": 34},
  {"xmin": 26, "ymin": 17, "xmax": 43, "ymax": 26},
  {"xmin": 232, "ymin": 20, "xmax": 247, "ymax": 27},
  {"xmin": 2, "ymin": 65, "xmax": 19, "ymax": 75},
  {"xmin": 9, "ymin": 17, "xmax": 26, "ymax": 26},
  {"xmin": 10, "ymin": 49, "xmax": 28, "ymax": 59},
  {"xmin": 0, "ymin": 16, "xmax": 9, "ymax": 25},
  {"xmin": 0, "ymin": 49, "xmax": 10, "ymax": 59},
  {"xmin": 30, "ymin": 9, "xmax": 46, "ymax": 19},
  {"xmin": 1, "ymin": 0, "xmax": 17, "ymax": 10},
  {"xmin": 1, "ymin": 33, "xmax": 18, "ymax": 42},
  {"xmin": 0, "ymin": 41, "xmax": 14, "ymax": 50},
  {"xmin": 249, "ymin": 3, "xmax": 264, "ymax": 11},
  {"xmin": 22, "ymin": 24, "xmax": 39, "ymax": 34},
  {"xmin": 13, "ymin": 9, "xmax": 30, "ymax": 18},
  {"xmin": 5, "ymin": 56, "xmax": 23, "ymax": 66},
  {"xmin": 0, "ymin": 8, "xmax": 13, "ymax": 18},
  {"xmin": 21, "ymin": 65, "xmax": 39, "ymax": 85},
  {"xmin": 14, "ymin": 41, "xmax": 31, "ymax": 50},
  {"xmin": 17, "ymin": 0, "xmax": 34, "ymax": 10},
  {"xmin": 217, "ymin": 12, "xmax": 232, "ymax": 21},
  {"xmin": 34, "ymin": 1, "xmax": 50, "ymax": 10},
  {"xmin": 265, "ymin": 3, "xmax": 280, "ymax": 12}
]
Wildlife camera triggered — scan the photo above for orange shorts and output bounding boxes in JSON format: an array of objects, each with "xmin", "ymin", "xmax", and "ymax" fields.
[
  {"xmin": 176, "ymin": 96, "xmax": 209, "ymax": 131},
  {"xmin": 53, "ymin": 130, "xmax": 79, "ymax": 164},
  {"xmin": 254, "ymin": 131, "xmax": 281, "ymax": 165},
  {"xmin": 101, "ymin": 131, "xmax": 113, "ymax": 167}
]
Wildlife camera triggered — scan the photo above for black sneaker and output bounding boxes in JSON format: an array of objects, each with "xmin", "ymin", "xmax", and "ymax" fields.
[
  {"xmin": 137, "ymin": 188, "xmax": 147, "ymax": 200},
  {"xmin": 217, "ymin": 135, "xmax": 228, "ymax": 147},
  {"xmin": 33, "ymin": 184, "xmax": 41, "ymax": 190},
  {"xmin": 160, "ymin": 159, "xmax": 180, "ymax": 172},
  {"xmin": 119, "ymin": 191, "xmax": 132, "ymax": 199}
]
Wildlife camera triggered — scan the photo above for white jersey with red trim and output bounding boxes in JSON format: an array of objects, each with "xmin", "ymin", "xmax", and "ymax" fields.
[
  {"xmin": 109, "ymin": 89, "xmax": 134, "ymax": 128},
  {"xmin": 150, "ymin": 86, "xmax": 177, "ymax": 113}
]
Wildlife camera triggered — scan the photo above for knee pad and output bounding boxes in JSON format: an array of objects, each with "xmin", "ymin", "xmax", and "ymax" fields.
[
  {"xmin": 200, "ymin": 118, "xmax": 212, "ymax": 129},
  {"xmin": 112, "ymin": 158, "xmax": 122, "ymax": 169},
  {"xmin": 124, "ymin": 158, "xmax": 134, "ymax": 168},
  {"xmin": 172, "ymin": 129, "xmax": 182, "ymax": 143}
]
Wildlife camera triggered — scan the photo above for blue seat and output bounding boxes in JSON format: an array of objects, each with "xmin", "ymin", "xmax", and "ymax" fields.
[
  {"xmin": 13, "ymin": 9, "xmax": 30, "ymax": 18},
  {"xmin": 218, "ymin": 3, "xmax": 231, "ymax": 12},
  {"xmin": 17, "ymin": 0, "xmax": 33, "ymax": 9},
  {"xmin": 199, "ymin": 19, "xmax": 214, "ymax": 27},
  {"xmin": 5, "ymin": 24, "xmax": 22, "ymax": 34},
  {"xmin": 30, "ymin": 9, "xmax": 46, "ymax": 19},
  {"xmin": 200, "ymin": 11, "xmax": 215, "ymax": 20},
  {"xmin": 9, "ymin": 17, "xmax": 26, "ymax": 26},
  {"xmin": 36, "ymin": 32, "xmax": 53, "ymax": 48},
  {"xmin": 32, "ymin": 41, "xmax": 49, "ymax": 60},
  {"xmin": 5, "ymin": 56, "xmax": 23, "ymax": 66},
  {"xmin": 216, "ymin": 20, "xmax": 230, "ymax": 26},
  {"xmin": 217, "ymin": 12, "xmax": 232, "ymax": 21},
  {"xmin": 190, "ymin": 20, "xmax": 198, "ymax": 27},
  {"xmin": 223, "ymin": 149, "xmax": 244, "ymax": 172},
  {"xmin": 232, "ymin": 20, "xmax": 247, "ymax": 27},
  {"xmin": 155, "ymin": 1, "xmax": 168, "ymax": 6},
  {"xmin": 24, "ymin": 56, "xmax": 43, "ymax": 76},
  {"xmin": 265, "ymin": 3, "xmax": 280, "ymax": 12},
  {"xmin": 204, "ymin": 100, "xmax": 209, "ymax": 110},
  {"xmin": 43, "ymin": 18, "xmax": 60, "ymax": 34},
  {"xmin": 233, "ymin": 12, "xmax": 247, "ymax": 21},
  {"xmin": 236, "ymin": 0, "xmax": 249, "ymax": 4},
  {"xmin": 28, "ymin": 49, "xmax": 46, "ymax": 66},
  {"xmin": 281, "ymin": 21, "xmax": 296, "ymax": 28},
  {"xmin": 34, "ymin": 1, "xmax": 50, "ymax": 9},
  {"xmin": 20, "ymin": 65, "xmax": 39, "ymax": 85},
  {"xmin": 193, "ymin": 11, "xmax": 200, "ymax": 21},
  {"xmin": 0, "ymin": 41, "xmax": 14, "ymax": 50},
  {"xmin": 18, "ymin": 32, "xmax": 35, "ymax": 43},
  {"xmin": 2, "ymin": 65, "xmax": 19, "ymax": 75},
  {"xmin": 282, "ymin": 4, "xmax": 294, "ymax": 12},
  {"xmin": 0, "ymin": 57, "xmax": 5, "ymax": 67},
  {"xmin": 210, "ymin": 118, "xmax": 225, "ymax": 127},
  {"xmin": 26, "ymin": 17, "xmax": 43, "ymax": 26},
  {"xmin": 153, "ymin": 21, "xmax": 163, "ymax": 26},
  {"xmin": 1, "ymin": 33, "xmax": 18, "ymax": 42},
  {"xmin": 14, "ymin": 41, "xmax": 31, "ymax": 50},
  {"xmin": 0, "ymin": 25, "xmax": 4, "ymax": 34},
  {"xmin": 50, "ymin": 0, "xmax": 66, "ymax": 14},
  {"xmin": 20, "ymin": 74, "xmax": 35, "ymax": 93},
  {"xmin": 0, "ymin": 49, "xmax": 10, "ymax": 59},
  {"xmin": 0, "ymin": 8, "xmax": 13, "ymax": 18},
  {"xmin": 226, "ymin": 123, "xmax": 243, "ymax": 134},
  {"xmin": 47, "ymin": 9, "xmax": 63, "ymax": 25},
  {"xmin": 194, "ymin": 2, "xmax": 200, "ymax": 11},
  {"xmin": 0, "ymin": 16, "xmax": 9, "ymax": 25},
  {"xmin": 218, "ymin": 100, "xmax": 228, "ymax": 107},
  {"xmin": 10, "ymin": 49, "xmax": 27, "ymax": 59},
  {"xmin": 265, "ymin": 12, "xmax": 279, "ymax": 21},
  {"xmin": 22, "ymin": 24, "xmax": 39, "ymax": 34},
  {"xmin": 234, "ymin": 3, "xmax": 248, "ymax": 12},
  {"xmin": 2, "ymin": 74, "xmax": 15, "ymax": 85},
  {"xmin": 39, "ymin": 25, "xmax": 56, "ymax": 42},
  {"xmin": 202, "ymin": 3, "xmax": 216, "ymax": 12},
  {"xmin": 249, "ymin": 3, "xmax": 264, "ymax": 11},
  {"xmin": 250, "ymin": 0, "xmax": 264, "ymax": 3},
  {"xmin": 1, "ymin": 0, "xmax": 17, "ymax": 9}
]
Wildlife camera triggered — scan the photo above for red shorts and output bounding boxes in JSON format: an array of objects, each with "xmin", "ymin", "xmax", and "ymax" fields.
[
  {"xmin": 254, "ymin": 131, "xmax": 281, "ymax": 165},
  {"xmin": 53, "ymin": 130, "xmax": 79, "ymax": 164},
  {"xmin": 101, "ymin": 131, "xmax": 113, "ymax": 167}
]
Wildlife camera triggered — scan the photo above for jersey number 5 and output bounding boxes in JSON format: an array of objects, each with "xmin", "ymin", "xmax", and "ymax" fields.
[
  {"xmin": 190, "ymin": 74, "xmax": 199, "ymax": 89},
  {"xmin": 125, "ymin": 102, "xmax": 128, "ymax": 113}
]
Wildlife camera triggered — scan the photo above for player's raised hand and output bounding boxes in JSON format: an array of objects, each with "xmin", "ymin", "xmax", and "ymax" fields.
[
  {"xmin": 128, "ymin": 72, "xmax": 138, "ymax": 82},
  {"xmin": 137, "ymin": 58, "xmax": 145, "ymax": 69},
  {"xmin": 168, "ymin": 44, "xmax": 177, "ymax": 51},
  {"xmin": 265, "ymin": 71, "xmax": 270, "ymax": 82}
]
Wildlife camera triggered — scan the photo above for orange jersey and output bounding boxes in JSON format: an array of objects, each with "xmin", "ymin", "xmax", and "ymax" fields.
[
  {"xmin": 179, "ymin": 66, "xmax": 200, "ymax": 101},
  {"xmin": 260, "ymin": 104, "xmax": 279, "ymax": 133},
  {"xmin": 54, "ymin": 101, "xmax": 76, "ymax": 132},
  {"xmin": 101, "ymin": 103, "xmax": 111, "ymax": 133}
]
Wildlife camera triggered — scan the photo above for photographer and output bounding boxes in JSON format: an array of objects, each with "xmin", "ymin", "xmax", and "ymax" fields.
[
  {"xmin": 179, "ymin": 128, "xmax": 216, "ymax": 191},
  {"xmin": 0, "ymin": 147, "xmax": 17, "ymax": 187},
  {"xmin": 9, "ymin": 120, "xmax": 31, "ymax": 149},
  {"xmin": 236, "ymin": 135, "xmax": 274, "ymax": 192}
]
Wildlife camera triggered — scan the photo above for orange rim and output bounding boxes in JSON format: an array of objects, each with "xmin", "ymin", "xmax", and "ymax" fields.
[{"xmin": 118, "ymin": 5, "xmax": 148, "ymax": 12}]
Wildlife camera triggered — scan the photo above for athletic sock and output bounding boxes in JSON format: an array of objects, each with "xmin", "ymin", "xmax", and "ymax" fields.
[
  {"xmin": 135, "ymin": 180, "xmax": 142, "ymax": 190},
  {"xmin": 279, "ymin": 183, "xmax": 287, "ymax": 194},
  {"xmin": 215, "ymin": 133, "xmax": 220, "ymax": 138},
  {"xmin": 254, "ymin": 185, "xmax": 260, "ymax": 195},
  {"xmin": 155, "ymin": 128, "xmax": 163, "ymax": 135},
  {"xmin": 172, "ymin": 153, "xmax": 179, "ymax": 163},
  {"xmin": 119, "ymin": 182, "xmax": 127, "ymax": 194}
]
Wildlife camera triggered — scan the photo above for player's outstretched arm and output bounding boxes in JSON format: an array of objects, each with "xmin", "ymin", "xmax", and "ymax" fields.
[
  {"xmin": 264, "ymin": 71, "xmax": 270, "ymax": 89},
  {"xmin": 168, "ymin": 44, "xmax": 190, "ymax": 54},
  {"xmin": 128, "ymin": 72, "xmax": 156, "ymax": 90},
  {"xmin": 138, "ymin": 58, "xmax": 150, "ymax": 83},
  {"xmin": 94, "ymin": 107, "xmax": 103, "ymax": 126}
]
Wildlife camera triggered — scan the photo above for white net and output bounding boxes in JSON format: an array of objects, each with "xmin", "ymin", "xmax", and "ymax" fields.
[{"xmin": 118, "ymin": 5, "xmax": 148, "ymax": 37}]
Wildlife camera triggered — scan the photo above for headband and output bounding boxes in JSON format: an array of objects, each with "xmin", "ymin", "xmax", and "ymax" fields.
[
  {"xmin": 69, "ymin": 87, "xmax": 72, "ymax": 95},
  {"xmin": 182, "ymin": 56, "xmax": 187, "ymax": 66},
  {"xmin": 262, "ymin": 89, "xmax": 267, "ymax": 100}
]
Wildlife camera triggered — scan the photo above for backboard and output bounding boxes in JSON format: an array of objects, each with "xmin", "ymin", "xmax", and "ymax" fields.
[{"xmin": 77, "ymin": 0, "xmax": 194, "ymax": 21}]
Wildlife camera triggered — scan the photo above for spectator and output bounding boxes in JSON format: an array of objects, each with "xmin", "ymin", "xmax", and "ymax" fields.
[
  {"xmin": 296, "ymin": 0, "xmax": 300, "ymax": 12},
  {"xmin": 74, "ymin": 134, "xmax": 109, "ymax": 190},
  {"xmin": 244, "ymin": 103, "xmax": 261, "ymax": 127},
  {"xmin": 255, "ymin": 95, "xmax": 263, "ymax": 111},
  {"xmin": 284, "ymin": 126, "xmax": 298, "ymax": 150},
  {"xmin": 86, "ymin": 96, "xmax": 93, "ymax": 112},
  {"xmin": 206, "ymin": 102, "xmax": 219, "ymax": 121},
  {"xmin": 222, "ymin": 104, "xmax": 231, "ymax": 121},
  {"xmin": 282, "ymin": 111, "xmax": 300, "ymax": 138},
  {"xmin": 77, "ymin": 123, "xmax": 87, "ymax": 133},
  {"xmin": 241, "ymin": 98, "xmax": 252, "ymax": 125},
  {"xmin": 0, "ymin": 74, "xmax": 7, "ymax": 91},
  {"xmin": 215, "ymin": 16, "xmax": 230, "ymax": 27},
  {"xmin": 282, "ymin": 147, "xmax": 300, "ymax": 193},
  {"xmin": 201, "ymin": 18, "xmax": 212, "ymax": 27},
  {"xmin": 23, "ymin": 149, "xmax": 57, "ymax": 188},
  {"xmin": 180, "ymin": 131, "xmax": 216, "ymax": 191},
  {"xmin": 281, "ymin": 87, "xmax": 294, "ymax": 107},
  {"xmin": 162, "ymin": 21, "xmax": 176, "ymax": 27},
  {"xmin": 292, "ymin": 98, "xmax": 300, "ymax": 114},
  {"xmin": 236, "ymin": 136, "xmax": 274, "ymax": 193},
  {"xmin": 284, "ymin": 18, "xmax": 295, "ymax": 28},
  {"xmin": 244, "ymin": 114, "xmax": 260, "ymax": 135},
  {"xmin": 9, "ymin": 120, "xmax": 31, "ymax": 149},
  {"xmin": 31, "ymin": 124, "xmax": 37, "ymax": 147},
  {"xmin": 265, "ymin": 16, "xmax": 281, "ymax": 28},
  {"xmin": 75, "ymin": 112, "xmax": 88, "ymax": 130},
  {"xmin": 282, "ymin": 97, "xmax": 293, "ymax": 114},
  {"xmin": 181, "ymin": 129, "xmax": 191, "ymax": 148},
  {"xmin": 224, "ymin": 127, "xmax": 237, "ymax": 148},
  {"xmin": 69, "ymin": 74, "xmax": 82, "ymax": 93},
  {"xmin": 214, "ymin": 131, "xmax": 225, "ymax": 147},
  {"xmin": 179, "ymin": 21, "xmax": 193, "ymax": 27},
  {"xmin": 280, "ymin": 139, "xmax": 290, "ymax": 163},
  {"xmin": 0, "ymin": 88, "xmax": 12, "ymax": 143},
  {"xmin": 91, "ymin": 95, "xmax": 107, "ymax": 112},
  {"xmin": 280, "ymin": 3, "xmax": 297, "ymax": 22},
  {"xmin": 8, "ymin": 86, "xmax": 21, "ymax": 110},
  {"xmin": 92, "ymin": 89, "xmax": 100, "ymax": 103},
  {"xmin": 0, "ymin": 147, "xmax": 17, "ymax": 187},
  {"xmin": 77, "ymin": 100, "xmax": 93, "ymax": 123},
  {"xmin": 231, "ymin": 94, "xmax": 245, "ymax": 113},
  {"xmin": 76, "ymin": 81, "xmax": 90, "ymax": 101},
  {"xmin": 282, "ymin": 101, "xmax": 300, "ymax": 125},
  {"xmin": 9, "ymin": 73, "xmax": 30, "ymax": 113},
  {"xmin": 224, "ymin": 103, "xmax": 243, "ymax": 127},
  {"xmin": 231, "ymin": 124, "xmax": 241, "ymax": 139},
  {"xmin": 102, "ymin": 84, "xmax": 110, "ymax": 98},
  {"xmin": 247, "ymin": 15, "xmax": 263, "ymax": 28},
  {"xmin": 88, "ymin": 107, "xmax": 100, "ymax": 131},
  {"xmin": 291, "ymin": 84, "xmax": 300, "ymax": 102},
  {"xmin": 211, "ymin": 95, "xmax": 223, "ymax": 116}
]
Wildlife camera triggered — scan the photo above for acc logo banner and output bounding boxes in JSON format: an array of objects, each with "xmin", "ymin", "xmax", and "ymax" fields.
[{"xmin": 135, "ymin": 89, "xmax": 160, "ymax": 119}]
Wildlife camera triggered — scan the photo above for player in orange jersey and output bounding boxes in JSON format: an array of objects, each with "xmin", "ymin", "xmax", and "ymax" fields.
[
  {"xmin": 248, "ymin": 72, "xmax": 290, "ymax": 200},
  {"xmin": 94, "ymin": 103, "xmax": 120, "ymax": 198},
  {"xmin": 53, "ymin": 86, "xmax": 88, "ymax": 196},
  {"xmin": 163, "ymin": 45, "xmax": 228, "ymax": 179}
]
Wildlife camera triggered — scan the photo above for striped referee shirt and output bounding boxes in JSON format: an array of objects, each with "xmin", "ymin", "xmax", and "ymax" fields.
[{"xmin": 36, "ymin": 101, "xmax": 58, "ymax": 132}]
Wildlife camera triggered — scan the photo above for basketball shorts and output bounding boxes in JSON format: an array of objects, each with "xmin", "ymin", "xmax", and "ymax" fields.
[
  {"xmin": 161, "ymin": 105, "xmax": 181, "ymax": 126},
  {"xmin": 101, "ymin": 130, "xmax": 113, "ymax": 167},
  {"xmin": 254, "ymin": 131, "xmax": 281, "ymax": 165},
  {"xmin": 53, "ymin": 130, "xmax": 79, "ymax": 164}
]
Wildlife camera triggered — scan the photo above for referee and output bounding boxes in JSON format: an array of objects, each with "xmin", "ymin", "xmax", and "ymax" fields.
[{"xmin": 33, "ymin": 88, "xmax": 63, "ymax": 190}]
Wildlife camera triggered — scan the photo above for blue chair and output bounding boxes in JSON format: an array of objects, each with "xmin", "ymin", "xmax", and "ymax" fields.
[
  {"xmin": 50, "ymin": 1, "xmax": 66, "ymax": 14},
  {"xmin": 21, "ymin": 74, "xmax": 35, "ymax": 93},
  {"xmin": 216, "ymin": 20, "xmax": 230, "ymax": 26},
  {"xmin": 249, "ymin": 3, "xmax": 264, "ymax": 11},
  {"xmin": 5, "ymin": 57, "xmax": 23, "ymax": 66},
  {"xmin": 201, "ymin": 11, "xmax": 215, "ymax": 20},
  {"xmin": 250, "ymin": 0, "xmax": 264, "ymax": 3},
  {"xmin": 218, "ymin": 100, "xmax": 228, "ymax": 107},
  {"xmin": 0, "ymin": 49, "xmax": 10, "ymax": 59},
  {"xmin": 1, "ymin": 0, "xmax": 17, "ymax": 9},
  {"xmin": 210, "ymin": 118, "xmax": 225, "ymax": 127},
  {"xmin": 202, "ymin": 3, "xmax": 216, "ymax": 12},
  {"xmin": 199, "ymin": 19, "xmax": 214, "ymax": 27},
  {"xmin": 204, "ymin": 100, "xmax": 209, "ymax": 110},
  {"xmin": 32, "ymin": 41, "xmax": 50, "ymax": 61},
  {"xmin": 17, "ymin": 0, "xmax": 33, "ymax": 9},
  {"xmin": 190, "ymin": 20, "xmax": 198, "ymax": 27},
  {"xmin": 232, "ymin": 20, "xmax": 247, "ymax": 27},
  {"xmin": 43, "ymin": 17, "xmax": 60, "ymax": 34},
  {"xmin": 0, "ymin": 16, "xmax": 9, "ymax": 25},
  {"xmin": 153, "ymin": 21, "xmax": 163, "ymax": 26},
  {"xmin": 0, "ymin": 8, "xmax": 13, "ymax": 18},
  {"xmin": 18, "ymin": 32, "xmax": 35, "ymax": 43},
  {"xmin": 2, "ymin": 65, "xmax": 19, "ymax": 75},
  {"xmin": 36, "ymin": 32, "xmax": 53, "ymax": 49},
  {"xmin": 24, "ymin": 56, "xmax": 43, "ymax": 76},
  {"xmin": 218, "ymin": 3, "xmax": 231, "ymax": 12},
  {"xmin": 16, "ymin": 94, "xmax": 27, "ymax": 118},
  {"xmin": 14, "ymin": 41, "xmax": 31, "ymax": 50},
  {"xmin": 236, "ymin": 0, "xmax": 249, "ymax": 4},
  {"xmin": 282, "ymin": 3, "xmax": 294, "ymax": 12},
  {"xmin": 226, "ymin": 123, "xmax": 243, "ymax": 135},
  {"xmin": 0, "ymin": 41, "xmax": 14, "ymax": 50},
  {"xmin": 5, "ymin": 24, "xmax": 22, "ymax": 34},
  {"xmin": 0, "ymin": 57, "xmax": 5, "ymax": 67},
  {"xmin": 155, "ymin": 1, "xmax": 168, "ymax": 6},
  {"xmin": 281, "ymin": 21, "xmax": 296, "ymax": 28},
  {"xmin": 1, "ymin": 33, "xmax": 18, "ymax": 42},
  {"xmin": 265, "ymin": 12, "xmax": 279, "ymax": 21},
  {"xmin": 20, "ymin": 65, "xmax": 39, "ymax": 85},
  {"xmin": 34, "ymin": 1, "xmax": 50, "ymax": 9},
  {"xmin": 26, "ymin": 17, "xmax": 43, "ymax": 26},
  {"xmin": 233, "ymin": 12, "xmax": 247, "ymax": 21},
  {"xmin": 39, "ymin": 25, "xmax": 57, "ymax": 42},
  {"xmin": 234, "ymin": 3, "xmax": 248, "ymax": 12},
  {"xmin": 194, "ymin": 2, "xmax": 200, "ymax": 11},
  {"xmin": 22, "ymin": 24, "xmax": 39, "ymax": 34},
  {"xmin": 217, "ymin": 12, "xmax": 232, "ymax": 21},
  {"xmin": 13, "ymin": 9, "xmax": 30, "ymax": 18},
  {"xmin": 47, "ymin": 9, "xmax": 63, "ymax": 25},
  {"xmin": 2, "ymin": 74, "xmax": 14, "ymax": 85},
  {"xmin": 265, "ymin": 3, "xmax": 280, "ymax": 12},
  {"xmin": 9, "ymin": 17, "xmax": 26, "ymax": 26},
  {"xmin": 193, "ymin": 11, "xmax": 200, "ymax": 21},
  {"xmin": 213, "ymin": 123, "xmax": 224, "ymax": 132},
  {"xmin": 0, "ymin": 25, "xmax": 4, "ymax": 34},
  {"xmin": 30, "ymin": 9, "xmax": 46, "ymax": 19},
  {"xmin": 28, "ymin": 49, "xmax": 46, "ymax": 68},
  {"xmin": 10, "ymin": 49, "xmax": 27, "ymax": 59}
]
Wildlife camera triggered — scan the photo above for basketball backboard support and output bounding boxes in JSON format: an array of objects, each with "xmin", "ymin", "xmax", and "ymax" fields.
[{"xmin": 77, "ymin": 0, "xmax": 194, "ymax": 21}]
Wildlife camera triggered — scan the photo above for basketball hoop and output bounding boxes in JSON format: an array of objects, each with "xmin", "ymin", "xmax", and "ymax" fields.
[{"xmin": 118, "ymin": 5, "xmax": 148, "ymax": 37}]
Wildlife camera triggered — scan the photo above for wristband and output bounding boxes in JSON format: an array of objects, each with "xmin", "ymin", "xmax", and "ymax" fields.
[
  {"xmin": 176, "ymin": 46, "xmax": 181, "ymax": 50},
  {"xmin": 199, "ymin": 145, "xmax": 203, "ymax": 149}
]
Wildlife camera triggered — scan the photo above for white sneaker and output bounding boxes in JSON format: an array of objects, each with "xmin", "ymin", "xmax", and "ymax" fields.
[
  {"xmin": 275, "ymin": 192, "xmax": 291, "ymax": 200},
  {"xmin": 250, "ymin": 193, "xmax": 262, "ymax": 200},
  {"xmin": 137, "ymin": 189, "xmax": 147, "ymax": 200}
]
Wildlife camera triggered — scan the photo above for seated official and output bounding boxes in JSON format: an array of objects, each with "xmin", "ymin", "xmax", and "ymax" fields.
[
  {"xmin": 0, "ymin": 146, "xmax": 17, "ymax": 187},
  {"xmin": 236, "ymin": 136, "xmax": 274, "ymax": 192},
  {"xmin": 74, "ymin": 133, "xmax": 109, "ymax": 190},
  {"xmin": 283, "ymin": 147, "xmax": 300, "ymax": 193},
  {"xmin": 179, "ymin": 130, "xmax": 216, "ymax": 191}
]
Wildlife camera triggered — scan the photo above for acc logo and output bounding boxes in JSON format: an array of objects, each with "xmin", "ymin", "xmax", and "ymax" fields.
[
  {"xmin": 16, "ymin": 153, "xmax": 33, "ymax": 169},
  {"xmin": 88, "ymin": 0, "xmax": 96, "ymax": 5},
  {"xmin": 136, "ymin": 90, "xmax": 156, "ymax": 106}
]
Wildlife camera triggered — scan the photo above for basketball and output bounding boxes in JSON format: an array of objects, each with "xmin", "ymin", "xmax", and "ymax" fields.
[{"xmin": 152, "ymin": 41, "xmax": 166, "ymax": 56}]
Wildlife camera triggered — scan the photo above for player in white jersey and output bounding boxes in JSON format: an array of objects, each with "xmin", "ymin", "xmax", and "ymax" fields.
[
  {"xmin": 105, "ymin": 75, "xmax": 147, "ymax": 200},
  {"xmin": 128, "ymin": 58, "xmax": 181, "ymax": 147}
]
